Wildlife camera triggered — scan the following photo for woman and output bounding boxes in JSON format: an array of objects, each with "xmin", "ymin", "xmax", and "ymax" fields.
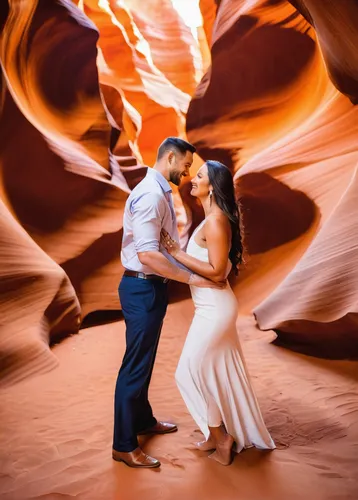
[{"xmin": 161, "ymin": 160, "xmax": 275, "ymax": 465}]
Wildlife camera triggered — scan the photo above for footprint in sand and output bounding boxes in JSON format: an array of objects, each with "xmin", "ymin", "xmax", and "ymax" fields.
[{"xmin": 159, "ymin": 455, "xmax": 185, "ymax": 469}]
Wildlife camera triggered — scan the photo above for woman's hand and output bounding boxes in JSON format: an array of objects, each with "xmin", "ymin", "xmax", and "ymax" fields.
[{"xmin": 161, "ymin": 229, "xmax": 180, "ymax": 257}]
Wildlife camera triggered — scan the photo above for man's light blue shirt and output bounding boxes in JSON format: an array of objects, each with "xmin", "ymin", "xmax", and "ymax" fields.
[{"xmin": 121, "ymin": 168, "xmax": 181, "ymax": 275}]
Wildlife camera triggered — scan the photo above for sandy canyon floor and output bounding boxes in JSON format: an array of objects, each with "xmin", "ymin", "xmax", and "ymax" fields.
[{"xmin": 1, "ymin": 297, "xmax": 358, "ymax": 500}]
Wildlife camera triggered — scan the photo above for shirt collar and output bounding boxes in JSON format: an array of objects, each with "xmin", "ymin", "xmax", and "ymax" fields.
[{"xmin": 147, "ymin": 167, "xmax": 172, "ymax": 193}]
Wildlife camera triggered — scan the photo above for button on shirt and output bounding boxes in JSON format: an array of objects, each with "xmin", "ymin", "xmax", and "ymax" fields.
[{"xmin": 121, "ymin": 168, "xmax": 180, "ymax": 275}]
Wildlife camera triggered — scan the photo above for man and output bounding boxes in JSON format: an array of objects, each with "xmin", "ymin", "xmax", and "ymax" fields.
[{"xmin": 113, "ymin": 137, "xmax": 222, "ymax": 468}]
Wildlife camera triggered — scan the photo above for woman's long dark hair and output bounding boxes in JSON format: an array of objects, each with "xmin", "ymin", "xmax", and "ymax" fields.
[{"xmin": 206, "ymin": 160, "xmax": 244, "ymax": 274}]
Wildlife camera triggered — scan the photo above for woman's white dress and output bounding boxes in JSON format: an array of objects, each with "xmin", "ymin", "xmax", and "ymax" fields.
[{"xmin": 175, "ymin": 220, "xmax": 275, "ymax": 452}]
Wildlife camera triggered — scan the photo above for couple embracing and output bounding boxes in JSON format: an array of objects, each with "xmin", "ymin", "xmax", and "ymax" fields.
[{"xmin": 112, "ymin": 137, "xmax": 275, "ymax": 468}]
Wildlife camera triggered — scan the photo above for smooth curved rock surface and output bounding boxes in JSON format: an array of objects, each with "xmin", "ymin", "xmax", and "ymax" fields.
[
  {"xmin": 189, "ymin": 0, "xmax": 358, "ymax": 351},
  {"xmin": 1, "ymin": 0, "xmax": 358, "ymax": 384},
  {"xmin": 0, "ymin": 0, "xmax": 129, "ymax": 383}
]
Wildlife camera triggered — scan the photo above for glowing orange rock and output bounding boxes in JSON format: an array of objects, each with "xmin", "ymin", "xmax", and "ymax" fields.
[{"xmin": 2, "ymin": 0, "xmax": 358, "ymax": 386}]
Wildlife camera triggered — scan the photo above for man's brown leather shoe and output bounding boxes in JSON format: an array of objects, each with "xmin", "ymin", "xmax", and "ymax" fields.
[
  {"xmin": 137, "ymin": 421, "xmax": 178, "ymax": 435},
  {"xmin": 112, "ymin": 447, "xmax": 160, "ymax": 468}
]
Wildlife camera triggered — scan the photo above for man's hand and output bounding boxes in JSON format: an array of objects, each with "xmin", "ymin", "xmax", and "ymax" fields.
[{"xmin": 189, "ymin": 274, "xmax": 226, "ymax": 289}]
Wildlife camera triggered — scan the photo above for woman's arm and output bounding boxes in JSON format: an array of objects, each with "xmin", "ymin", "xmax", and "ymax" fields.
[{"xmin": 162, "ymin": 216, "xmax": 231, "ymax": 282}]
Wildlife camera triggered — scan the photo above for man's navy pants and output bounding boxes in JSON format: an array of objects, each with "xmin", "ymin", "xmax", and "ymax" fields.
[{"xmin": 113, "ymin": 275, "xmax": 168, "ymax": 452}]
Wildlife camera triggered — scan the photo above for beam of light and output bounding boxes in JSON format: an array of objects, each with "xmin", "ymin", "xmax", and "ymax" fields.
[
  {"xmin": 170, "ymin": 0, "xmax": 203, "ymax": 41},
  {"xmin": 170, "ymin": 0, "xmax": 206, "ymax": 83}
]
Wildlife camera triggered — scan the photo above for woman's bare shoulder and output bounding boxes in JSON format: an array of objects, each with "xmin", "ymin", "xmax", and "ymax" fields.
[{"xmin": 205, "ymin": 213, "xmax": 231, "ymax": 237}]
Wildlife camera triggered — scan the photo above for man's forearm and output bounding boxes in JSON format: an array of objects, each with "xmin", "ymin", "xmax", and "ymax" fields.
[{"xmin": 137, "ymin": 251, "xmax": 191, "ymax": 284}]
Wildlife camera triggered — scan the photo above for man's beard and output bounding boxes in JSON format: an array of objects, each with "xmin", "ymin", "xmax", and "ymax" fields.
[{"xmin": 169, "ymin": 170, "xmax": 181, "ymax": 186}]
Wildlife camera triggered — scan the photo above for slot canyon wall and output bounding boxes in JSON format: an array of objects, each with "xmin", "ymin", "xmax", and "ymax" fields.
[{"xmin": 1, "ymin": 0, "xmax": 358, "ymax": 384}]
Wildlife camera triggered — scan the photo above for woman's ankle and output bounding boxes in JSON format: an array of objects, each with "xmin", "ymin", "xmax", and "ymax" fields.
[{"xmin": 208, "ymin": 424, "xmax": 226, "ymax": 443}]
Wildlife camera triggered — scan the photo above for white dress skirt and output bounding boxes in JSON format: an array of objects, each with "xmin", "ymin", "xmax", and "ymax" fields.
[{"xmin": 175, "ymin": 220, "xmax": 275, "ymax": 452}]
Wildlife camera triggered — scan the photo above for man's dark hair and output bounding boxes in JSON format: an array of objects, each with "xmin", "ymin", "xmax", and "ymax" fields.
[{"xmin": 157, "ymin": 137, "xmax": 196, "ymax": 160}]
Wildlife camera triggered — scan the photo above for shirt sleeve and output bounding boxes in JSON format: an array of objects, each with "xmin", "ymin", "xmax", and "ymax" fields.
[{"xmin": 130, "ymin": 192, "xmax": 164, "ymax": 253}]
